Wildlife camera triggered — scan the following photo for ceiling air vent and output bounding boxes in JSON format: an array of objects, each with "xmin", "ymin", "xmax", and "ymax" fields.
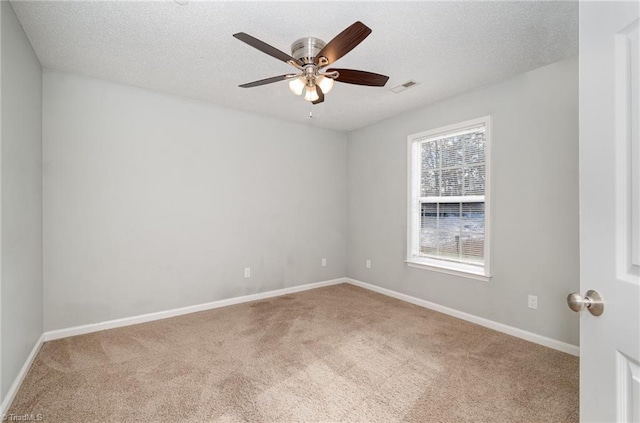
[{"xmin": 390, "ymin": 80, "xmax": 419, "ymax": 94}]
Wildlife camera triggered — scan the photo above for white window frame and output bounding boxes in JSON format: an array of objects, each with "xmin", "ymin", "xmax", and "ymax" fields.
[{"xmin": 406, "ymin": 116, "xmax": 492, "ymax": 281}]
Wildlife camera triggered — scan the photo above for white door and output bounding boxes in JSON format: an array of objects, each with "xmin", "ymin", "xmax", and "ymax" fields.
[{"xmin": 579, "ymin": 1, "xmax": 640, "ymax": 422}]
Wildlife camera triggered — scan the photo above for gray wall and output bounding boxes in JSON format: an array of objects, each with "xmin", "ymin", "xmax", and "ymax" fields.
[
  {"xmin": 43, "ymin": 71, "xmax": 348, "ymax": 331},
  {"xmin": 1, "ymin": 0, "xmax": 43, "ymax": 401},
  {"xmin": 347, "ymin": 57, "xmax": 579, "ymax": 346}
]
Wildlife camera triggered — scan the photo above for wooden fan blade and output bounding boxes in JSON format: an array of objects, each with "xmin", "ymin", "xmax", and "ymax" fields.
[
  {"xmin": 312, "ymin": 85, "xmax": 325, "ymax": 105},
  {"xmin": 315, "ymin": 22, "xmax": 372, "ymax": 67},
  {"xmin": 328, "ymin": 68, "xmax": 389, "ymax": 87},
  {"xmin": 239, "ymin": 74, "xmax": 293, "ymax": 88},
  {"xmin": 233, "ymin": 32, "xmax": 301, "ymax": 66}
]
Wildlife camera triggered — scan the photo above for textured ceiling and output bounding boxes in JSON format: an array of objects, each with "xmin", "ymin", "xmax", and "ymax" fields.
[{"xmin": 11, "ymin": 1, "xmax": 578, "ymax": 132}]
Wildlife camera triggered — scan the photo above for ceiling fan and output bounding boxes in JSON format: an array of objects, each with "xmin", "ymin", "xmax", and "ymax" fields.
[{"xmin": 233, "ymin": 21, "xmax": 389, "ymax": 105}]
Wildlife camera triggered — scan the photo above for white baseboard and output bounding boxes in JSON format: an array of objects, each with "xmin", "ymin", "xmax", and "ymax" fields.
[
  {"xmin": 43, "ymin": 278, "xmax": 346, "ymax": 342},
  {"xmin": 345, "ymin": 278, "xmax": 580, "ymax": 357},
  {"xmin": 43, "ymin": 276, "xmax": 580, "ymax": 355},
  {"xmin": 0, "ymin": 334, "xmax": 45, "ymax": 416}
]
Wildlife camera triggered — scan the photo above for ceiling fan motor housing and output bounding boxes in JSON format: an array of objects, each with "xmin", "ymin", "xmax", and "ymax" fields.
[{"xmin": 291, "ymin": 37, "xmax": 326, "ymax": 64}]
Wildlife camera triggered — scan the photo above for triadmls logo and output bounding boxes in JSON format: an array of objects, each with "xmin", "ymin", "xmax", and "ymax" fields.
[{"xmin": 2, "ymin": 414, "xmax": 44, "ymax": 422}]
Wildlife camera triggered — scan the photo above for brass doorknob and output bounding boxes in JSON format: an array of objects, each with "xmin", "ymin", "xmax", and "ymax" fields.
[{"xmin": 567, "ymin": 290, "xmax": 604, "ymax": 316}]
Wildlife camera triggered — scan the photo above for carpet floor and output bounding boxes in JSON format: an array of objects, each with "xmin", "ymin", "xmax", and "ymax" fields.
[{"xmin": 8, "ymin": 283, "xmax": 579, "ymax": 422}]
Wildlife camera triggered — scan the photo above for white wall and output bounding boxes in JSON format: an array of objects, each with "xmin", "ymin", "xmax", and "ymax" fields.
[
  {"xmin": 347, "ymin": 57, "xmax": 579, "ymax": 346},
  {"xmin": 1, "ymin": 0, "xmax": 3, "ymax": 403},
  {"xmin": 43, "ymin": 71, "xmax": 348, "ymax": 331},
  {"xmin": 0, "ymin": 0, "xmax": 43, "ymax": 401}
]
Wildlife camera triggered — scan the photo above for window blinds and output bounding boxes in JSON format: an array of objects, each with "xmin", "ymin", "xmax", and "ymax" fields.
[{"xmin": 414, "ymin": 124, "xmax": 486, "ymax": 266}]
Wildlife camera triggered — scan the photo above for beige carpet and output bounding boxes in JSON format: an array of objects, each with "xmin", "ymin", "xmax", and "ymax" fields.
[{"xmin": 8, "ymin": 284, "xmax": 578, "ymax": 422}]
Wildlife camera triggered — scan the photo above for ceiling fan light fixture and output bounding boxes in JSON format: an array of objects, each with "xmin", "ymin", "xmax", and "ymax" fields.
[
  {"xmin": 316, "ymin": 75, "xmax": 334, "ymax": 94},
  {"xmin": 288, "ymin": 77, "xmax": 305, "ymax": 96},
  {"xmin": 234, "ymin": 22, "xmax": 389, "ymax": 107},
  {"xmin": 304, "ymin": 85, "xmax": 319, "ymax": 102}
]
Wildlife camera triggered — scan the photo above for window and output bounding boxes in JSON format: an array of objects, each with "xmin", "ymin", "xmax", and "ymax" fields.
[{"xmin": 407, "ymin": 117, "xmax": 491, "ymax": 280}]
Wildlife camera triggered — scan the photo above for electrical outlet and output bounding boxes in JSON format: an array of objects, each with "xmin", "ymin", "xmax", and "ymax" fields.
[
  {"xmin": 321, "ymin": 258, "xmax": 327, "ymax": 267},
  {"xmin": 244, "ymin": 267, "xmax": 251, "ymax": 278},
  {"xmin": 528, "ymin": 295, "xmax": 538, "ymax": 309},
  {"xmin": 366, "ymin": 259, "xmax": 371, "ymax": 269}
]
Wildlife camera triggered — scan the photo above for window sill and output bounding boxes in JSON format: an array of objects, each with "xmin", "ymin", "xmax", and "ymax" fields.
[{"xmin": 405, "ymin": 259, "xmax": 491, "ymax": 282}]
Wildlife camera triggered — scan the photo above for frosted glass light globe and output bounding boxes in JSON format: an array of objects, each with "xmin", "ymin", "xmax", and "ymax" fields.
[
  {"xmin": 316, "ymin": 75, "xmax": 334, "ymax": 94},
  {"xmin": 304, "ymin": 86, "xmax": 319, "ymax": 102},
  {"xmin": 288, "ymin": 77, "xmax": 305, "ymax": 96}
]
